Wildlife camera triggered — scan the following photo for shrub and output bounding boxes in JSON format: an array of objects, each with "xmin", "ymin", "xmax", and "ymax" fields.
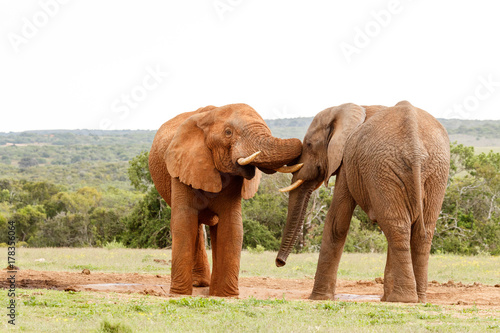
[{"xmin": 243, "ymin": 219, "xmax": 280, "ymax": 251}]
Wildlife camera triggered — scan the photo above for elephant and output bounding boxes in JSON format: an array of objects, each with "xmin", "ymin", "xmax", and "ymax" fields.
[
  {"xmin": 276, "ymin": 101, "xmax": 450, "ymax": 303},
  {"xmin": 149, "ymin": 103, "xmax": 303, "ymax": 297}
]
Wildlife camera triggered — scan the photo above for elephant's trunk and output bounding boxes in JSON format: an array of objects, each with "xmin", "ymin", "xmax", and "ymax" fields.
[
  {"xmin": 275, "ymin": 181, "xmax": 315, "ymax": 266},
  {"xmin": 245, "ymin": 133, "xmax": 302, "ymax": 170}
]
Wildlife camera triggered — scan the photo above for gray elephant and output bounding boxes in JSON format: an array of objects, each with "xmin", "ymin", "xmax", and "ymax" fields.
[{"xmin": 276, "ymin": 101, "xmax": 450, "ymax": 303}]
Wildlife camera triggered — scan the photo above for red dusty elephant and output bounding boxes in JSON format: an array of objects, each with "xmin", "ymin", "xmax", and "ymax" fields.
[{"xmin": 149, "ymin": 103, "xmax": 303, "ymax": 297}]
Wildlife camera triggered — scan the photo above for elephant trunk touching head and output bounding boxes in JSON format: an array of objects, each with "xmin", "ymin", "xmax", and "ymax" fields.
[{"xmin": 237, "ymin": 130, "xmax": 303, "ymax": 172}]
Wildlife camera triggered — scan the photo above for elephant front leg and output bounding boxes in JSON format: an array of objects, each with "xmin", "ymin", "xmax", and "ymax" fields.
[
  {"xmin": 170, "ymin": 179, "xmax": 199, "ymax": 295},
  {"xmin": 209, "ymin": 208, "xmax": 243, "ymax": 297},
  {"xmin": 310, "ymin": 172, "xmax": 356, "ymax": 300}
]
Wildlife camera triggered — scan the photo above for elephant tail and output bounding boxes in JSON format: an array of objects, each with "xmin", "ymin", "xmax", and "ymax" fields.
[{"xmin": 413, "ymin": 161, "xmax": 426, "ymax": 240}]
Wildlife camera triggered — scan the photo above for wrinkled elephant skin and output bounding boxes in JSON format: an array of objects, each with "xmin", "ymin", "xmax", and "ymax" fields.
[
  {"xmin": 277, "ymin": 101, "xmax": 450, "ymax": 303},
  {"xmin": 149, "ymin": 103, "xmax": 302, "ymax": 297}
]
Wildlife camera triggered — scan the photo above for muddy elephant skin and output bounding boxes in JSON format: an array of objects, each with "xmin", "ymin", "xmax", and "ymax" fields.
[{"xmin": 149, "ymin": 103, "xmax": 302, "ymax": 297}]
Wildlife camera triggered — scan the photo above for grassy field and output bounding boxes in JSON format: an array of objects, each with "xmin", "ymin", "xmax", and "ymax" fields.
[
  {"xmin": 474, "ymin": 146, "xmax": 500, "ymax": 154},
  {"xmin": 2, "ymin": 248, "xmax": 500, "ymax": 332},
  {"xmin": 9, "ymin": 248, "xmax": 500, "ymax": 284},
  {"xmin": 7, "ymin": 289, "xmax": 500, "ymax": 332}
]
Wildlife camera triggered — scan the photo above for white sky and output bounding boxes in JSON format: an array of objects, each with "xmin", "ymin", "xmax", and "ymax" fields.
[{"xmin": 1, "ymin": 0, "xmax": 500, "ymax": 132}]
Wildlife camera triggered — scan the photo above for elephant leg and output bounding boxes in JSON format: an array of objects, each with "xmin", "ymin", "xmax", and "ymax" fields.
[
  {"xmin": 209, "ymin": 224, "xmax": 219, "ymax": 293},
  {"xmin": 209, "ymin": 201, "xmax": 243, "ymax": 297},
  {"xmin": 410, "ymin": 224, "xmax": 433, "ymax": 303},
  {"xmin": 169, "ymin": 178, "xmax": 199, "ymax": 295},
  {"xmin": 381, "ymin": 245, "xmax": 394, "ymax": 301},
  {"xmin": 382, "ymin": 222, "xmax": 418, "ymax": 303},
  {"xmin": 411, "ymin": 184, "xmax": 441, "ymax": 302},
  {"xmin": 192, "ymin": 224, "xmax": 211, "ymax": 287},
  {"xmin": 310, "ymin": 170, "xmax": 356, "ymax": 300}
]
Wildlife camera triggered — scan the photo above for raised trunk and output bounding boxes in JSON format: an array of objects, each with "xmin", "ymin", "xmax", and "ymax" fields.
[
  {"xmin": 247, "ymin": 134, "xmax": 302, "ymax": 170},
  {"xmin": 275, "ymin": 181, "xmax": 315, "ymax": 266}
]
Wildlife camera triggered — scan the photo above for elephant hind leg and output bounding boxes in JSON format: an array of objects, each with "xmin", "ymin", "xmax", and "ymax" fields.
[
  {"xmin": 410, "ymin": 222, "xmax": 432, "ymax": 303},
  {"xmin": 381, "ymin": 246, "xmax": 394, "ymax": 302},
  {"xmin": 381, "ymin": 220, "xmax": 418, "ymax": 303},
  {"xmin": 192, "ymin": 224, "xmax": 211, "ymax": 287},
  {"xmin": 192, "ymin": 209, "xmax": 218, "ymax": 287},
  {"xmin": 411, "ymin": 169, "xmax": 447, "ymax": 303}
]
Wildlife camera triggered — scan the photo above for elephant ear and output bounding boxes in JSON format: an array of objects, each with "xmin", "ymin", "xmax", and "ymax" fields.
[
  {"xmin": 241, "ymin": 169, "xmax": 262, "ymax": 199},
  {"xmin": 325, "ymin": 104, "xmax": 366, "ymax": 186},
  {"xmin": 166, "ymin": 111, "xmax": 222, "ymax": 193}
]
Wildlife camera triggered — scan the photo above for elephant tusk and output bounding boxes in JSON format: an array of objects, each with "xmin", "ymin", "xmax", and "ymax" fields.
[
  {"xmin": 279, "ymin": 179, "xmax": 304, "ymax": 193},
  {"xmin": 274, "ymin": 163, "xmax": 304, "ymax": 173},
  {"xmin": 237, "ymin": 151, "xmax": 261, "ymax": 166}
]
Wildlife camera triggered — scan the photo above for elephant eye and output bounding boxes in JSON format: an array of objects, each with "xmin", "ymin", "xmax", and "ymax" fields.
[{"xmin": 224, "ymin": 128, "xmax": 232, "ymax": 137}]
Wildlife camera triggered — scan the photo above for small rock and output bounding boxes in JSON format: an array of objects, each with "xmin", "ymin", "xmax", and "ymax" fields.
[
  {"xmin": 35, "ymin": 258, "xmax": 45, "ymax": 262},
  {"xmin": 156, "ymin": 274, "xmax": 162, "ymax": 278},
  {"xmin": 494, "ymin": 284, "xmax": 500, "ymax": 288},
  {"xmin": 357, "ymin": 280, "xmax": 375, "ymax": 286},
  {"xmin": 431, "ymin": 280, "xmax": 439, "ymax": 284},
  {"xmin": 375, "ymin": 277, "xmax": 384, "ymax": 284},
  {"xmin": 64, "ymin": 287, "xmax": 78, "ymax": 292},
  {"xmin": 153, "ymin": 259, "xmax": 168, "ymax": 265},
  {"xmin": 82, "ymin": 269, "xmax": 91, "ymax": 275}
]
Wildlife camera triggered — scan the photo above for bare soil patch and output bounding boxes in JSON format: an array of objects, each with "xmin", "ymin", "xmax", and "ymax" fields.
[{"xmin": 3, "ymin": 270, "xmax": 500, "ymax": 309}]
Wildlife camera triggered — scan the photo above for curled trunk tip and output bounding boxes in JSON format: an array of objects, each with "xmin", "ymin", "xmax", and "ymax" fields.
[{"xmin": 275, "ymin": 257, "xmax": 287, "ymax": 267}]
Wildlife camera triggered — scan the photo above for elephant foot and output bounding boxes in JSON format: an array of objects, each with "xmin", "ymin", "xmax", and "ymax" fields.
[
  {"xmin": 192, "ymin": 277, "xmax": 210, "ymax": 287},
  {"xmin": 417, "ymin": 294, "xmax": 427, "ymax": 303},
  {"xmin": 309, "ymin": 293, "xmax": 335, "ymax": 301},
  {"xmin": 169, "ymin": 285, "xmax": 193, "ymax": 296},
  {"xmin": 385, "ymin": 291, "xmax": 418, "ymax": 303},
  {"xmin": 208, "ymin": 289, "xmax": 239, "ymax": 297}
]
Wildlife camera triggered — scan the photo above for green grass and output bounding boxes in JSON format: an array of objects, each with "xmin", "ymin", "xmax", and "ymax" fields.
[
  {"xmin": 7, "ymin": 248, "xmax": 500, "ymax": 284},
  {"xmin": 3, "ymin": 249, "xmax": 500, "ymax": 332},
  {"xmin": 3, "ymin": 289, "xmax": 498, "ymax": 332}
]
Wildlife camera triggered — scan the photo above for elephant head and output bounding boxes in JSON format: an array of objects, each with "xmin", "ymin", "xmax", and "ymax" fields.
[
  {"xmin": 275, "ymin": 103, "xmax": 366, "ymax": 266},
  {"xmin": 165, "ymin": 103, "xmax": 303, "ymax": 196}
]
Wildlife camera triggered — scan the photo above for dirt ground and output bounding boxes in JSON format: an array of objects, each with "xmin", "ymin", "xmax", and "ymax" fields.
[{"xmin": 3, "ymin": 269, "xmax": 500, "ymax": 309}]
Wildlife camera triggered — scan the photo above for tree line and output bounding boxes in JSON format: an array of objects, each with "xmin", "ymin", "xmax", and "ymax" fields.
[{"xmin": 1, "ymin": 143, "xmax": 499, "ymax": 255}]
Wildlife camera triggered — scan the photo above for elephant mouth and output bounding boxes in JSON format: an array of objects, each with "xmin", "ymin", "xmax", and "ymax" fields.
[{"xmin": 237, "ymin": 164, "xmax": 256, "ymax": 180}]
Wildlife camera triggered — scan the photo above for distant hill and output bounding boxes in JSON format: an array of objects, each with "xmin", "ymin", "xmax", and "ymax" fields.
[
  {"xmin": 0, "ymin": 118, "xmax": 499, "ymax": 148},
  {"xmin": 266, "ymin": 118, "xmax": 500, "ymax": 147}
]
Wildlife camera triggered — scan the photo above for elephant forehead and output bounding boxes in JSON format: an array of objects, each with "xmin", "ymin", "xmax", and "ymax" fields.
[{"xmin": 216, "ymin": 105, "xmax": 265, "ymax": 122}]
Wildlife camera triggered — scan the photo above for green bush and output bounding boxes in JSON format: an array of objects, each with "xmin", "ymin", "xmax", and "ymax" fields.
[
  {"xmin": 247, "ymin": 244, "xmax": 266, "ymax": 254},
  {"xmin": 243, "ymin": 219, "xmax": 280, "ymax": 251},
  {"xmin": 343, "ymin": 217, "xmax": 387, "ymax": 253},
  {"xmin": 104, "ymin": 239, "xmax": 127, "ymax": 250}
]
